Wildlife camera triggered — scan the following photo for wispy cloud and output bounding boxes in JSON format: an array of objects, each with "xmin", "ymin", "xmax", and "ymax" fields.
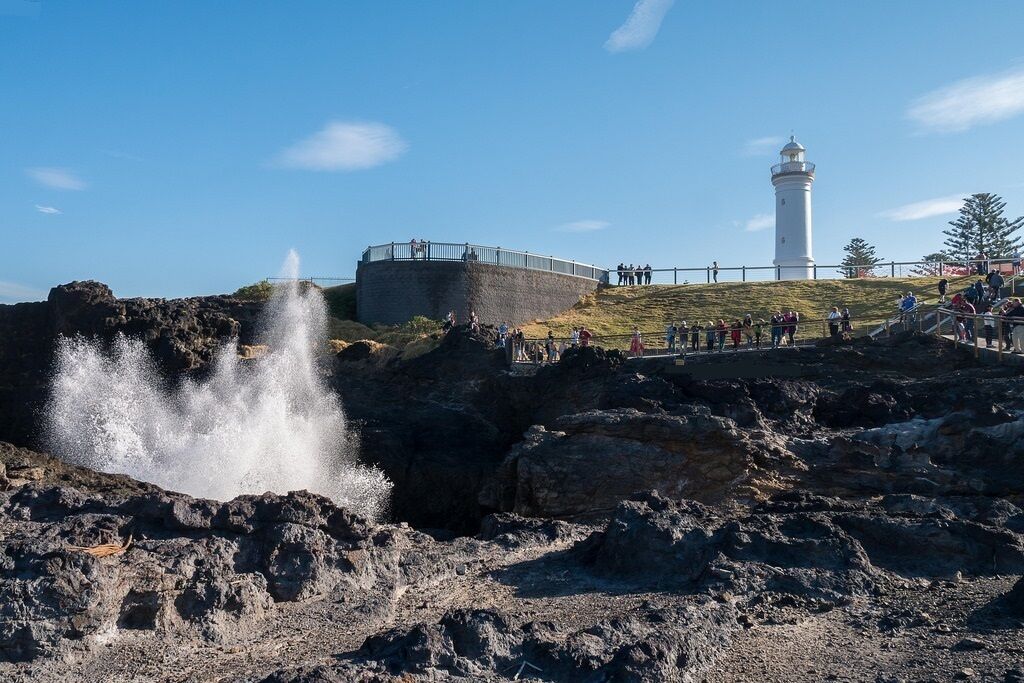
[
  {"xmin": 0, "ymin": 280, "xmax": 45, "ymax": 304},
  {"xmin": 742, "ymin": 136, "xmax": 784, "ymax": 156},
  {"xmin": 274, "ymin": 121, "xmax": 408, "ymax": 171},
  {"xmin": 879, "ymin": 194, "xmax": 966, "ymax": 222},
  {"xmin": 908, "ymin": 66, "xmax": 1024, "ymax": 133},
  {"xmin": 35, "ymin": 204, "xmax": 61, "ymax": 215},
  {"xmin": 26, "ymin": 167, "xmax": 87, "ymax": 190},
  {"xmin": 744, "ymin": 213, "xmax": 774, "ymax": 232},
  {"xmin": 604, "ymin": 0, "xmax": 675, "ymax": 53},
  {"xmin": 557, "ymin": 219, "xmax": 610, "ymax": 233}
]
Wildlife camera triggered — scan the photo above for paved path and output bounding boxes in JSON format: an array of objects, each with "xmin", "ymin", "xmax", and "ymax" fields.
[{"xmin": 937, "ymin": 333, "xmax": 1024, "ymax": 365}]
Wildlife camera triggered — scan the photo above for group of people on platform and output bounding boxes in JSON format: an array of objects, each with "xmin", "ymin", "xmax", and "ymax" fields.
[
  {"xmin": 947, "ymin": 285, "xmax": 1024, "ymax": 352},
  {"xmin": 616, "ymin": 264, "xmax": 652, "ymax": 285},
  {"xmin": 635, "ymin": 311, "xmax": 813, "ymax": 357}
]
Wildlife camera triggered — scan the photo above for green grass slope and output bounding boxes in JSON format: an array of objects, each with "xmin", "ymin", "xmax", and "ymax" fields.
[{"xmin": 521, "ymin": 275, "xmax": 977, "ymax": 339}]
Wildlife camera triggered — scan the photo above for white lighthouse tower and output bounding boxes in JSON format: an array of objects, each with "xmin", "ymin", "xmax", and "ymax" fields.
[{"xmin": 771, "ymin": 136, "xmax": 815, "ymax": 280}]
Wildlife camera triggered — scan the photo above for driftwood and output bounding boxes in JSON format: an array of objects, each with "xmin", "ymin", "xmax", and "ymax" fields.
[{"xmin": 67, "ymin": 535, "xmax": 133, "ymax": 558}]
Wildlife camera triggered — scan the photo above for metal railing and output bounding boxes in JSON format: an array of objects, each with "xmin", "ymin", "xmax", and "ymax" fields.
[
  {"xmin": 608, "ymin": 258, "xmax": 1023, "ymax": 285},
  {"xmin": 505, "ymin": 317, "xmax": 856, "ymax": 364},
  {"xmin": 360, "ymin": 242, "xmax": 609, "ymax": 282},
  {"xmin": 771, "ymin": 161, "xmax": 815, "ymax": 176},
  {"xmin": 933, "ymin": 305, "xmax": 1024, "ymax": 362}
]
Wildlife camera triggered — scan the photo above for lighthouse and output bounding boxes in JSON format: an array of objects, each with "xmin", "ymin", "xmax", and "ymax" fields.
[{"xmin": 771, "ymin": 136, "xmax": 815, "ymax": 280}]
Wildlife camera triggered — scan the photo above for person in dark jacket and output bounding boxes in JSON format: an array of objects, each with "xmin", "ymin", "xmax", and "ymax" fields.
[
  {"xmin": 990, "ymin": 270, "xmax": 1005, "ymax": 299},
  {"xmin": 937, "ymin": 278, "xmax": 948, "ymax": 303}
]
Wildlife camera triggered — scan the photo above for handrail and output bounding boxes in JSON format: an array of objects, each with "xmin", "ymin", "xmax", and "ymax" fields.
[
  {"xmin": 771, "ymin": 161, "xmax": 815, "ymax": 176},
  {"xmin": 360, "ymin": 241, "xmax": 609, "ymax": 282}
]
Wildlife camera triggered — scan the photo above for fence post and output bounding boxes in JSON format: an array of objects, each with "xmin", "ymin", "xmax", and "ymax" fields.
[
  {"xmin": 572, "ymin": 261, "xmax": 576, "ymax": 276},
  {"xmin": 939, "ymin": 261, "xmax": 943, "ymax": 276},
  {"xmin": 496, "ymin": 247, "xmax": 501, "ymax": 266},
  {"xmin": 776, "ymin": 265, "xmax": 781, "ymax": 281},
  {"xmin": 706, "ymin": 268, "xmax": 710, "ymax": 284},
  {"xmin": 390, "ymin": 242, "xmax": 395, "ymax": 261},
  {"xmin": 674, "ymin": 268, "xmax": 677, "ymax": 285},
  {"xmin": 427, "ymin": 242, "xmax": 431, "ymax": 260},
  {"xmin": 742, "ymin": 266, "xmax": 746, "ymax": 282},
  {"xmin": 813, "ymin": 264, "xmax": 818, "ymax": 280},
  {"xmin": 891, "ymin": 261, "xmax": 895, "ymax": 277}
]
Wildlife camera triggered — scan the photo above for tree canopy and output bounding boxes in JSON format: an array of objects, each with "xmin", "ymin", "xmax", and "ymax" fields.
[
  {"xmin": 839, "ymin": 237, "xmax": 883, "ymax": 278},
  {"xmin": 942, "ymin": 193, "xmax": 1023, "ymax": 264}
]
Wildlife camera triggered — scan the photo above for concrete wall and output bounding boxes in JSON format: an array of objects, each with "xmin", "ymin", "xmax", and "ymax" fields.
[{"xmin": 356, "ymin": 260, "xmax": 599, "ymax": 326}]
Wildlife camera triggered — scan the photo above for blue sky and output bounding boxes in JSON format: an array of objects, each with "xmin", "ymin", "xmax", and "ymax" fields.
[{"xmin": 4, "ymin": 0, "xmax": 1024, "ymax": 301}]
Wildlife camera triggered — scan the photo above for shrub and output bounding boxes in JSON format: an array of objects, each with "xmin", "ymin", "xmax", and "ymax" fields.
[{"xmin": 233, "ymin": 280, "xmax": 274, "ymax": 301}]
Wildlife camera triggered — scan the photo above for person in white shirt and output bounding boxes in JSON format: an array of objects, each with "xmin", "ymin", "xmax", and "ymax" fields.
[{"xmin": 827, "ymin": 306, "xmax": 842, "ymax": 337}]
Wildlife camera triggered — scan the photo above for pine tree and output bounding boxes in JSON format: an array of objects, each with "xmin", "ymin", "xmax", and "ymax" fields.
[
  {"xmin": 942, "ymin": 193, "xmax": 1024, "ymax": 265},
  {"xmin": 910, "ymin": 252, "xmax": 949, "ymax": 277},
  {"xmin": 839, "ymin": 237, "xmax": 883, "ymax": 278}
]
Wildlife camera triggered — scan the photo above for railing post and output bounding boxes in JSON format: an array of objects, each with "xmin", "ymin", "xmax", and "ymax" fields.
[
  {"xmin": 813, "ymin": 264, "xmax": 817, "ymax": 280},
  {"xmin": 706, "ymin": 268, "xmax": 710, "ymax": 284},
  {"xmin": 427, "ymin": 242, "xmax": 431, "ymax": 260},
  {"xmin": 572, "ymin": 260, "xmax": 576, "ymax": 276},
  {"xmin": 496, "ymin": 247, "xmax": 501, "ymax": 266},
  {"xmin": 742, "ymin": 266, "xmax": 746, "ymax": 282},
  {"xmin": 390, "ymin": 242, "xmax": 395, "ymax": 261},
  {"xmin": 674, "ymin": 268, "xmax": 677, "ymax": 285},
  {"xmin": 998, "ymin": 318, "xmax": 1004, "ymax": 363},
  {"xmin": 776, "ymin": 265, "xmax": 781, "ymax": 281},
  {"xmin": 939, "ymin": 261, "xmax": 943, "ymax": 276},
  {"xmin": 891, "ymin": 261, "xmax": 895, "ymax": 277}
]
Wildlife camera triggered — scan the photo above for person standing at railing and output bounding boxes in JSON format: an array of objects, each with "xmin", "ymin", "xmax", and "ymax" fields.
[
  {"xmin": 899, "ymin": 292, "xmax": 917, "ymax": 328},
  {"xmin": 635, "ymin": 264, "xmax": 643, "ymax": 286},
  {"xmin": 712, "ymin": 261, "xmax": 720, "ymax": 283},
  {"xmin": 616, "ymin": 264, "xmax": 624, "ymax": 286},
  {"xmin": 841, "ymin": 308, "xmax": 852, "ymax": 334},
  {"xmin": 497, "ymin": 321, "xmax": 509, "ymax": 348},
  {"xmin": 1004, "ymin": 299, "xmax": 1024, "ymax": 352},
  {"xmin": 784, "ymin": 311, "xmax": 799, "ymax": 345},
  {"xmin": 755, "ymin": 318, "xmax": 765, "ymax": 347},
  {"xmin": 730, "ymin": 320, "xmax": 742, "ymax": 350},
  {"xmin": 644, "ymin": 264, "xmax": 652, "ymax": 285},
  {"xmin": 626, "ymin": 264, "xmax": 634, "ymax": 286},
  {"xmin": 545, "ymin": 331, "xmax": 557, "ymax": 363},
  {"xmin": 716, "ymin": 320, "xmax": 728, "ymax": 352},
  {"xmin": 742, "ymin": 314, "xmax": 754, "ymax": 347},
  {"xmin": 770, "ymin": 311, "xmax": 784, "ymax": 348},
  {"xmin": 690, "ymin": 321, "xmax": 701, "ymax": 351},
  {"xmin": 982, "ymin": 309, "xmax": 996, "ymax": 347},
  {"xmin": 960, "ymin": 300, "xmax": 976, "ymax": 342},
  {"xmin": 678, "ymin": 321, "xmax": 689, "ymax": 353},
  {"xmin": 629, "ymin": 327, "xmax": 644, "ymax": 357},
  {"xmin": 705, "ymin": 322, "xmax": 716, "ymax": 351},
  {"xmin": 579, "ymin": 325, "xmax": 592, "ymax": 347},
  {"xmin": 665, "ymin": 322, "xmax": 677, "ymax": 352},
  {"xmin": 827, "ymin": 307, "xmax": 841, "ymax": 337},
  {"xmin": 570, "ymin": 327, "xmax": 580, "ymax": 347}
]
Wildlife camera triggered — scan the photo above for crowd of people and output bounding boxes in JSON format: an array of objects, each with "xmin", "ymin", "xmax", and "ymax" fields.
[
  {"xmin": 615, "ymin": 264, "xmax": 653, "ymax": 286},
  {"xmin": 943, "ymin": 274, "xmax": 1024, "ymax": 352}
]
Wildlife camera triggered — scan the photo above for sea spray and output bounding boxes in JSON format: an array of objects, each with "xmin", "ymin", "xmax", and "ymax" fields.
[{"xmin": 44, "ymin": 251, "xmax": 392, "ymax": 521}]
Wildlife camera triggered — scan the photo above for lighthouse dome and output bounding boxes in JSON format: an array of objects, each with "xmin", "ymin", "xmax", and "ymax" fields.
[{"xmin": 780, "ymin": 136, "xmax": 805, "ymax": 154}]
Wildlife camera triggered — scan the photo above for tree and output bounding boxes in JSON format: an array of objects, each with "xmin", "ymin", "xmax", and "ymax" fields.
[
  {"xmin": 910, "ymin": 252, "xmax": 951, "ymax": 277},
  {"xmin": 839, "ymin": 237, "xmax": 883, "ymax": 278},
  {"xmin": 942, "ymin": 193, "xmax": 1024, "ymax": 265}
]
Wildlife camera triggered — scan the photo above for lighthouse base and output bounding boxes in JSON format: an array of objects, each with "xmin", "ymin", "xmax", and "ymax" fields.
[{"xmin": 773, "ymin": 258, "xmax": 815, "ymax": 281}]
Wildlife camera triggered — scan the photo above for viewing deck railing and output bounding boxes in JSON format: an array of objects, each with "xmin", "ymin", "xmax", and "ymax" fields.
[
  {"xmin": 771, "ymin": 161, "xmax": 815, "ymax": 176},
  {"xmin": 360, "ymin": 241, "xmax": 609, "ymax": 282}
]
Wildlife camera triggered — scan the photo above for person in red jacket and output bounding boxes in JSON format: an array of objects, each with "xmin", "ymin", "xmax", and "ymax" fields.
[{"xmin": 578, "ymin": 326, "xmax": 592, "ymax": 347}]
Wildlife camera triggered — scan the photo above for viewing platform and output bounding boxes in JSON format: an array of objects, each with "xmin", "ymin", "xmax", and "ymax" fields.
[{"xmin": 361, "ymin": 241, "xmax": 609, "ymax": 283}]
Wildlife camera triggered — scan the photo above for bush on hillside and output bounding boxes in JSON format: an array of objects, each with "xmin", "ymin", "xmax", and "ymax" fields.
[{"xmin": 233, "ymin": 280, "xmax": 274, "ymax": 301}]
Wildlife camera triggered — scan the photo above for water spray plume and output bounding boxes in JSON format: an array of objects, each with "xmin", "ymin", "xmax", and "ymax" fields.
[{"xmin": 44, "ymin": 252, "xmax": 392, "ymax": 521}]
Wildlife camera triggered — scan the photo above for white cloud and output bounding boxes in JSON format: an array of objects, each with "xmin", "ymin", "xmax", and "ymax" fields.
[
  {"xmin": 275, "ymin": 121, "xmax": 408, "ymax": 171},
  {"xmin": 742, "ymin": 136, "xmax": 784, "ymax": 156},
  {"xmin": 604, "ymin": 0, "xmax": 675, "ymax": 53},
  {"xmin": 908, "ymin": 66, "xmax": 1024, "ymax": 133},
  {"xmin": 27, "ymin": 167, "xmax": 87, "ymax": 190},
  {"xmin": 35, "ymin": 205, "xmax": 61, "ymax": 215},
  {"xmin": 879, "ymin": 194, "xmax": 965, "ymax": 222},
  {"xmin": 744, "ymin": 213, "xmax": 774, "ymax": 232},
  {"xmin": 0, "ymin": 280, "xmax": 45, "ymax": 304},
  {"xmin": 557, "ymin": 219, "xmax": 611, "ymax": 233}
]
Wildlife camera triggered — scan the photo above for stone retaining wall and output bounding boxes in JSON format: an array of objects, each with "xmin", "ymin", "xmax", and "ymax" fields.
[{"xmin": 356, "ymin": 260, "xmax": 598, "ymax": 326}]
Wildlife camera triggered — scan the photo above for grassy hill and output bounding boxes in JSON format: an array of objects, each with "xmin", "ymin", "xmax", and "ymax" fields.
[{"xmin": 520, "ymin": 275, "xmax": 977, "ymax": 339}]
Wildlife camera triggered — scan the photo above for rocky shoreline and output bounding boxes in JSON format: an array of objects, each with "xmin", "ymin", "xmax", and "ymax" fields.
[{"xmin": 3, "ymin": 283, "xmax": 1024, "ymax": 681}]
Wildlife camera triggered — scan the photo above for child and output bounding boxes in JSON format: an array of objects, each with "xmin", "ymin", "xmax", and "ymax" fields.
[{"xmin": 730, "ymin": 320, "xmax": 742, "ymax": 350}]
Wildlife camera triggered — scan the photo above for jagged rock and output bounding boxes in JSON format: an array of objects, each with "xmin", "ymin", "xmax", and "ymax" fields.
[
  {"xmin": 480, "ymin": 409, "xmax": 788, "ymax": 518},
  {"xmin": 0, "ymin": 480, "xmax": 406, "ymax": 662}
]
